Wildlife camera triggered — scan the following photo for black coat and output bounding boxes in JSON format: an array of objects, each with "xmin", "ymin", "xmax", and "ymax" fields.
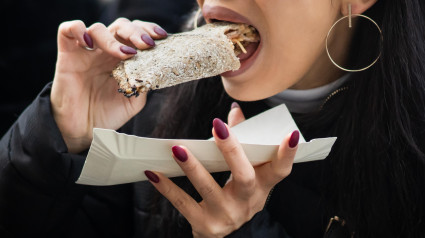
[{"xmin": 0, "ymin": 83, "xmax": 335, "ymax": 237}]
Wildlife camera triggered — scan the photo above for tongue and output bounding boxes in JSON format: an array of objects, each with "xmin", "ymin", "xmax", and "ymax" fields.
[{"xmin": 237, "ymin": 42, "xmax": 259, "ymax": 61}]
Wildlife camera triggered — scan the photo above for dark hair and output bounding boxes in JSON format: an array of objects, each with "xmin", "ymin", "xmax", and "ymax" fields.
[{"xmin": 148, "ymin": 1, "xmax": 425, "ymax": 237}]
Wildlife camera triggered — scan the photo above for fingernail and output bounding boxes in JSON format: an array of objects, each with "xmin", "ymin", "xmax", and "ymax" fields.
[
  {"xmin": 144, "ymin": 170, "xmax": 160, "ymax": 183},
  {"xmin": 141, "ymin": 34, "xmax": 155, "ymax": 47},
  {"xmin": 83, "ymin": 32, "xmax": 93, "ymax": 48},
  {"xmin": 289, "ymin": 130, "xmax": 300, "ymax": 148},
  {"xmin": 120, "ymin": 45, "xmax": 137, "ymax": 54},
  {"xmin": 172, "ymin": 146, "xmax": 188, "ymax": 162},
  {"xmin": 154, "ymin": 26, "xmax": 168, "ymax": 37},
  {"xmin": 213, "ymin": 118, "xmax": 229, "ymax": 140},
  {"xmin": 231, "ymin": 102, "xmax": 240, "ymax": 110}
]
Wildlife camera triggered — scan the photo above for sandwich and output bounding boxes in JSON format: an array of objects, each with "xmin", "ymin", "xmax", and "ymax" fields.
[{"xmin": 112, "ymin": 22, "xmax": 259, "ymax": 97}]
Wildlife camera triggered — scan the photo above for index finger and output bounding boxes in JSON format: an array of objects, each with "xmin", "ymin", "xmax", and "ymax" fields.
[
  {"xmin": 87, "ymin": 22, "xmax": 137, "ymax": 60},
  {"xmin": 58, "ymin": 20, "xmax": 88, "ymax": 51},
  {"xmin": 212, "ymin": 118, "xmax": 256, "ymax": 198}
]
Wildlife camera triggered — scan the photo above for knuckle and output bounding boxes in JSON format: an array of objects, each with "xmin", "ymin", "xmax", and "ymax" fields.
[
  {"xmin": 109, "ymin": 18, "xmax": 131, "ymax": 31},
  {"xmin": 72, "ymin": 20, "xmax": 85, "ymax": 28},
  {"xmin": 222, "ymin": 143, "xmax": 240, "ymax": 157},
  {"xmin": 162, "ymin": 185, "xmax": 172, "ymax": 197},
  {"xmin": 89, "ymin": 22, "xmax": 106, "ymax": 32},
  {"xmin": 58, "ymin": 21, "xmax": 69, "ymax": 31},
  {"xmin": 172, "ymin": 197, "xmax": 188, "ymax": 211},
  {"xmin": 116, "ymin": 17, "xmax": 130, "ymax": 24},
  {"xmin": 131, "ymin": 19, "xmax": 144, "ymax": 25},
  {"xmin": 105, "ymin": 39, "xmax": 118, "ymax": 50},
  {"xmin": 273, "ymin": 164, "xmax": 293, "ymax": 180},
  {"xmin": 199, "ymin": 183, "xmax": 215, "ymax": 198},
  {"xmin": 237, "ymin": 172, "xmax": 256, "ymax": 188},
  {"xmin": 184, "ymin": 161, "xmax": 198, "ymax": 173},
  {"xmin": 130, "ymin": 34, "xmax": 146, "ymax": 48},
  {"xmin": 129, "ymin": 34, "xmax": 140, "ymax": 43},
  {"xmin": 147, "ymin": 22, "xmax": 160, "ymax": 29}
]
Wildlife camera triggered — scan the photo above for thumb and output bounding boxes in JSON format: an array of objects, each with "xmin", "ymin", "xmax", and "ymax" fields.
[{"xmin": 227, "ymin": 102, "xmax": 246, "ymax": 127}]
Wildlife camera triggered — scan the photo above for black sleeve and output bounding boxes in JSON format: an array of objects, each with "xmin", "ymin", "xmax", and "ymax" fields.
[
  {"xmin": 0, "ymin": 83, "xmax": 87, "ymax": 235},
  {"xmin": 226, "ymin": 209, "xmax": 292, "ymax": 238}
]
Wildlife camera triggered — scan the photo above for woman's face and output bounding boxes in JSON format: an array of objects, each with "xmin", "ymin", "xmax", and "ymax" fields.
[{"xmin": 197, "ymin": 0, "xmax": 349, "ymax": 101}]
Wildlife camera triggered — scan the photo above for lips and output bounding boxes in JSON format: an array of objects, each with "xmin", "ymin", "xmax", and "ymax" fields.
[
  {"xmin": 203, "ymin": 5, "xmax": 255, "ymax": 26},
  {"xmin": 202, "ymin": 5, "xmax": 262, "ymax": 77}
]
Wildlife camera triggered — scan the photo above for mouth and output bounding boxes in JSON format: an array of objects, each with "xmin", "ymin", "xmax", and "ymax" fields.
[{"xmin": 203, "ymin": 5, "xmax": 262, "ymax": 77}]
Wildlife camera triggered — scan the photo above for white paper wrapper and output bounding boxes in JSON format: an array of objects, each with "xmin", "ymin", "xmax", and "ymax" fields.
[{"xmin": 77, "ymin": 105, "xmax": 337, "ymax": 186}]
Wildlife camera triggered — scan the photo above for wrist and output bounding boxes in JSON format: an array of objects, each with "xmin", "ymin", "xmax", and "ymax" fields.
[
  {"xmin": 51, "ymin": 104, "xmax": 92, "ymax": 154},
  {"xmin": 62, "ymin": 135, "xmax": 92, "ymax": 154}
]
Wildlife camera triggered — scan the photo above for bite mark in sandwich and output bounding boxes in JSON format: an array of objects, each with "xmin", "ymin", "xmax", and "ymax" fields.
[{"xmin": 112, "ymin": 23, "xmax": 259, "ymax": 97}]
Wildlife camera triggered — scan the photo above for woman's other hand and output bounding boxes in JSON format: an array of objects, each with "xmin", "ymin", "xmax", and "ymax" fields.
[
  {"xmin": 145, "ymin": 104, "xmax": 298, "ymax": 237},
  {"xmin": 51, "ymin": 19, "xmax": 168, "ymax": 153}
]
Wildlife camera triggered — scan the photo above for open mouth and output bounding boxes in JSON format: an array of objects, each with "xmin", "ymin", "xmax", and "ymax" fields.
[
  {"xmin": 212, "ymin": 20, "xmax": 261, "ymax": 77},
  {"xmin": 213, "ymin": 20, "xmax": 261, "ymax": 62}
]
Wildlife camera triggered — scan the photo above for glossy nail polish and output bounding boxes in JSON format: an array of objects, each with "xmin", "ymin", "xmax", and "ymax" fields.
[
  {"xmin": 289, "ymin": 130, "xmax": 300, "ymax": 148},
  {"xmin": 144, "ymin": 170, "xmax": 160, "ymax": 183},
  {"xmin": 213, "ymin": 118, "xmax": 229, "ymax": 140},
  {"xmin": 120, "ymin": 45, "xmax": 137, "ymax": 54},
  {"xmin": 141, "ymin": 34, "xmax": 155, "ymax": 47},
  {"xmin": 83, "ymin": 32, "xmax": 93, "ymax": 48},
  {"xmin": 231, "ymin": 102, "xmax": 240, "ymax": 110},
  {"xmin": 154, "ymin": 26, "xmax": 168, "ymax": 37},
  {"xmin": 172, "ymin": 146, "xmax": 188, "ymax": 162}
]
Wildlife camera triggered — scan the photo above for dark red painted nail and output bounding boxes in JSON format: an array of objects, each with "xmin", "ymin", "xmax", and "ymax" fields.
[
  {"xmin": 154, "ymin": 26, "xmax": 168, "ymax": 37},
  {"xmin": 141, "ymin": 34, "xmax": 155, "ymax": 47},
  {"xmin": 144, "ymin": 170, "xmax": 160, "ymax": 183},
  {"xmin": 172, "ymin": 146, "xmax": 188, "ymax": 162},
  {"xmin": 83, "ymin": 32, "xmax": 93, "ymax": 48},
  {"xmin": 120, "ymin": 45, "xmax": 137, "ymax": 54},
  {"xmin": 213, "ymin": 118, "xmax": 229, "ymax": 140},
  {"xmin": 231, "ymin": 102, "xmax": 240, "ymax": 110},
  {"xmin": 289, "ymin": 130, "xmax": 300, "ymax": 148}
]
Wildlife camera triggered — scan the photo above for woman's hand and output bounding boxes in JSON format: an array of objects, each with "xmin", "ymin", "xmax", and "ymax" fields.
[
  {"xmin": 145, "ymin": 104, "xmax": 298, "ymax": 237},
  {"xmin": 51, "ymin": 18, "xmax": 168, "ymax": 153}
]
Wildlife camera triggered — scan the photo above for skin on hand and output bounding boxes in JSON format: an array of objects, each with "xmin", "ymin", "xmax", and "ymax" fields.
[
  {"xmin": 51, "ymin": 19, "xmax": 168, "ymax": 153},
  {"xmin": 146, "ymin": 105, "xmax": 299, "ymax": 237}
]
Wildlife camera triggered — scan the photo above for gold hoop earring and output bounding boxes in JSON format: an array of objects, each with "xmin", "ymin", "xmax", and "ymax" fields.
[
  {"xmin": 194, "ymin": 8, "xmax": 202, "ymax": 29},
  {"xmin": 326, "ymin": 4, "xmax": 383, "ymax": 72}
]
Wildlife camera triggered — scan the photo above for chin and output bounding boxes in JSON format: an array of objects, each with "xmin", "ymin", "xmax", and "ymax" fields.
[{"xmin": 221, "ymin": 77, "xmax": 272, "ymax": 102}]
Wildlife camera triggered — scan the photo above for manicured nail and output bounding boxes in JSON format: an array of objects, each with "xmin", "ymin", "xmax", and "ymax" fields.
[
  {"xmin": 120, "ymin": 45, "xmax": 137, "ymax": 54},
  {"xmin": 83, "ymin": 32, "xmax": 93, "ymax": 48},
  {"xmin": 144, "ymin": 170, "xmax": 160, "ymax": 183},
  {"xmin": 289, "ymin": 130, "xmax": 300, "ymax": 148},
  {"xmin": 231, "ymin": 102, "xmax": 240, "ymax": 110},
  {"xmin": 154, "ymin": 26, "xmax": 168, "ymax": 37},
  {"xmin": 141, "ymin": 34, "xmax": 155, "ymax": 47},
  {"xmin": 213, "ymin": 118, "xmax": 229, "ymax": 140},
  {"xmin": 172, "ymin": 146, "xmax": 188, "ymax": 162}
]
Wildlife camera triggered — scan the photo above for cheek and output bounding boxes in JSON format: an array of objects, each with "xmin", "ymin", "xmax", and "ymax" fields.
[
  {"xmin": 223, "ymin": 1, "xmax": 340, "ymax": 101},
  {"xmin": 262, "ymin": 2, "xmax": 338, "ymax": 81}
]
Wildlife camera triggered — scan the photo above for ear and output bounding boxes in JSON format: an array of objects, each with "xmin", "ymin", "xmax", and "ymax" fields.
[{"xmin": 341, "ymin": 0, "xmax": 378, "ymax": 15}]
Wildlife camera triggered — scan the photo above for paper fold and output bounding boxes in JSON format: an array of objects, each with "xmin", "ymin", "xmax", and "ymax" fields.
[{"xmin": 77, "ymin": 105, "xmax": 336, "ymax": 186}]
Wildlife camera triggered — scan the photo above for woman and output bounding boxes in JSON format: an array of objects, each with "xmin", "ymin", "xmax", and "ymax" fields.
[{"xmin": 1, "ymin": 0, "xmax": 424, "ymax": 237}]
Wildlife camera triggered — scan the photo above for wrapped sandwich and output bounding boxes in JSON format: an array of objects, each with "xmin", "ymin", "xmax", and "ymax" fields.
[{"xmin": 112, "ymin": 23, "xmax": 259, "ymax": 97}]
